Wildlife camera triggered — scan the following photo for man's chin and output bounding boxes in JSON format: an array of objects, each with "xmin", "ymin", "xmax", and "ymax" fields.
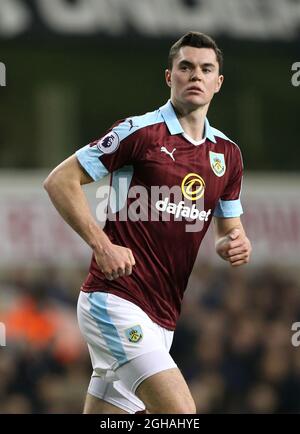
[{"xmin": 183, "ymin": 96, "xmax": 208, "ymax": 110}]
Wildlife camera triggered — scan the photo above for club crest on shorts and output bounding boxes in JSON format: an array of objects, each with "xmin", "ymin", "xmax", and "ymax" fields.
[
  {"xmin": 125, "ymin": 325, "xmax": 143, "ymax": 343},
  {"xmin": 209, "ymin": 151, "xmax": 226, "ymax": 177},
  {"xmin": 96, "ymin": 131, "xmax": 120, "ymax": 154}
]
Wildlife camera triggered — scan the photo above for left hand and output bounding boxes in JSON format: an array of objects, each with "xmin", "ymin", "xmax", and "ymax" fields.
[{"xmin": 216, "ymin": 228, "xmax": 252, "ymax": 266}]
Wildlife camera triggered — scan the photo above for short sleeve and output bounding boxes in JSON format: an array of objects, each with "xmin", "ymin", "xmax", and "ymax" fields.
[
  {"xmin": 75, "ymin": 118, "xmax": 143, "ymax": 181},
  {"xmin": 213, "ymin": 145, "xmax": 244, "ymax": 218}
]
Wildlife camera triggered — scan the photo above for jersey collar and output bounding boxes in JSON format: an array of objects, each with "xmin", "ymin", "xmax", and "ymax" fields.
[{"xmin": 159, "ymin": 100, "xmax": 217, "ymax": 144}]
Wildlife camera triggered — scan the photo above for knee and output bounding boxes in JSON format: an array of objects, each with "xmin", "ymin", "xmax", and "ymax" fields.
[{"xmin": 176, "ymin": 400, "xmax": 196, "ymax": 414}]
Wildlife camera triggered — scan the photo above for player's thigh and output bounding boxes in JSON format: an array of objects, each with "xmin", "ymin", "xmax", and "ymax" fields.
[
  {"xmin": 86, "ymin": 376, "xmax": 146, "ymax": 414},
  {"xmin": 83, "ymin": 393, "xmax": 129, "ymax": 414},
  {"xmin": 136, "ymin": 367, "xmax": 196, "ymax": 414}
]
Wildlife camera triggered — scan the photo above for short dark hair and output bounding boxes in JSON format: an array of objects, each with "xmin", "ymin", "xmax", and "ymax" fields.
[{"xmin": 168, "ymin": 31, "xmax": 223, "ymax": 74}]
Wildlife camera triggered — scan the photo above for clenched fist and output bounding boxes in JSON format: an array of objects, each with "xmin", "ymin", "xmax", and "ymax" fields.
[
  {"xmin": 216, "ymin": 228, "xmax": 251, "ymax": 267},
  {"xmin": 94, "ymin": 241, "xmax": 136, "ymax": 280}
]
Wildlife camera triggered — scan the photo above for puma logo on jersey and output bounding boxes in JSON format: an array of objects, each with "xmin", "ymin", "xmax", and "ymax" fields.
[
  {"xmin": 128, "ymin": 119, "xmax": 139, "ymax": 130},
  {"xmin": 160, "ymin": 146, "xmax": 176, "ymax": 161}
]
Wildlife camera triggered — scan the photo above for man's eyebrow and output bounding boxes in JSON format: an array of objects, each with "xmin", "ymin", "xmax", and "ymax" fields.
[
  {"xmin": 178, "ymin": 60, "xmax": 216, "ymax": 69},
  {"xmin": 178, "ymin": 60, "xmax": 194, "ymax": 67}
]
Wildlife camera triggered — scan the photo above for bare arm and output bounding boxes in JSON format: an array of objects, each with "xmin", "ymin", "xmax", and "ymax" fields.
[
  {"xmin": 213, "ymin": 216, "xmax": 251, "ymax": 266},
  {"xmin": 43, "ymin": 155, "xmax": 135, "ymax": 280}
]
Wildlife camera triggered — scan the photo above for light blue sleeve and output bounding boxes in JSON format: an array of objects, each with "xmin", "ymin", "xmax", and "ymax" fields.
[
  {"xmin": 75, "ymin": 110, "xmax": 164, "ymax": 182},
  {"xmin": 75, "ymin": 145, "xmax": 109, "ymax": 181},
  {"xmin": 213, "ymin": 199, "xmax": 243, "ymax": 218}
]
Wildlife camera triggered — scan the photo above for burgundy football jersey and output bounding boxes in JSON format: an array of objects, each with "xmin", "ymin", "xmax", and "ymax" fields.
[{"xmin": 76, "ymin": 100, "xmax": 243, "ymax": 330}]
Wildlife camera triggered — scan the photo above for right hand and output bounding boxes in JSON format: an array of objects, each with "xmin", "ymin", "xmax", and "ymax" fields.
[{"xmin": 94, "ymin": 240, "xmax": 136, "ymax": 281}]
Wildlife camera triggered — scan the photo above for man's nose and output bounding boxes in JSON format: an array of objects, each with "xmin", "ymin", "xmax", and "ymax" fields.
[{"xmin": 191, "ymin": 67, "xmax": 203, "ymax": 81}]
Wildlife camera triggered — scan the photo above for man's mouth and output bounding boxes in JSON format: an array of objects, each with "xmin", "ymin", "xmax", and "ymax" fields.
[{"xmin": 186, "ymin": 86, "xmax": 203, "ymax": 93}]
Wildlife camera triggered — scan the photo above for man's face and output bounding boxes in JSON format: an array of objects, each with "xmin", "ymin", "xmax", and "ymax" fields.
[{"xmin": 166, "ymin": 46, "xmax": 224, "ymax": 110}]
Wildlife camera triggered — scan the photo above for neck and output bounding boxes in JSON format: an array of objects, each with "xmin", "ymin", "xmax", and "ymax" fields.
[{"xmin": 171, "ymin": 98, "xmax": 209, "ymax": 141}]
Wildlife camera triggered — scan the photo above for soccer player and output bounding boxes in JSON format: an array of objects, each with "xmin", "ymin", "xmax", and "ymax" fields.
[{"xmin": 44, "ymin": 31, "xmax": 251, "ymax": 414}]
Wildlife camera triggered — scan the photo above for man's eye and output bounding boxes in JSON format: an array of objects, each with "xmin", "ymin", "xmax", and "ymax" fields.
[
  {"xmin": 180, "ymin": 66, "xmax": 189, "ymax": 71},
  {"xmin": 203, "ymin": 68, "xmax": 212, "ymax": 73}
]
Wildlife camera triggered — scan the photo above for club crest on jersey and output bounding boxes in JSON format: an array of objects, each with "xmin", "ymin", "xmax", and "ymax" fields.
[
  {"xmin": 209, "ymin": 151, "xmax": 226, "ymax": 177},
  {"xmin": 125, "ymin": 325, "xmax": 143, "ymax": 343},
  {"xmin": 96, "ymin": 131, "xmax": 120, "ymax": 154}
]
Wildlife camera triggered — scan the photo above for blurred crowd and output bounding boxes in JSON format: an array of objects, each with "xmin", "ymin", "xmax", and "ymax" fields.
[
  {"xmin": 173, "ymin": 264, "xmax": 300, "ymax": 413},
  {"xmin": 0, "ymin": 264, "xmax": 300, "ymax": 414}
]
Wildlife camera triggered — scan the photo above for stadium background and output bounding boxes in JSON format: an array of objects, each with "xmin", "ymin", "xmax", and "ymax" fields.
[{"xmin": 0, "ymin": 0, "xmax": 300, "ymax": 413}]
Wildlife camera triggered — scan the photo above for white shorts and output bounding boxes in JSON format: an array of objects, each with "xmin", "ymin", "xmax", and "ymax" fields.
[{"xmin": 77, "ymin": 291, "xmax": 177, "ymax": 413}]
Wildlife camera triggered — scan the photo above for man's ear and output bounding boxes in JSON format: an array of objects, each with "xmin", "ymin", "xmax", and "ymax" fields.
[
  {"xmin": 215, "ymin": 74, "xmax": 224, "ymax": 93},
  {"xmin": 165, "ymin": 69, "xmax": 172, "ymax": 88}
]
